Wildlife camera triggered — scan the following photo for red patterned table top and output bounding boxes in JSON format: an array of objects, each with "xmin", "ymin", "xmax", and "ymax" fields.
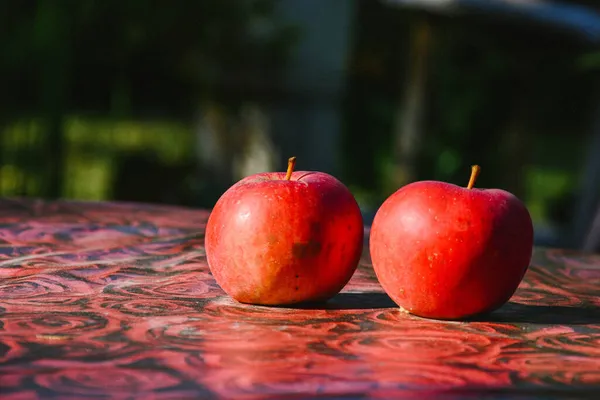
[{"xmin": 0, "ymin": 199, "xmax": 599, "ymax": 399}]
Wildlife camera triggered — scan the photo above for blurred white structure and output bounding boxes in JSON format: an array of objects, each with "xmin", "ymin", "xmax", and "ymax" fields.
[{"xmin": 270, "ymin": 0, "xmax": 357, "ymax": 175}]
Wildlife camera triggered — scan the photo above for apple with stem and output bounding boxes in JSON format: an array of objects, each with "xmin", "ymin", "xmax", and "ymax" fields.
[
  {"xmin": 205, "ymin": 157, "xmax": 364, "ymax": 306},
  {"xmin": 369, "ymin": 165, "xmax": 534, "ymax": 320}
]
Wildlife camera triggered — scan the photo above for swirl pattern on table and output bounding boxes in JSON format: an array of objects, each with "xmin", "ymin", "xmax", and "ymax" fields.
[{"xmin": 0, "ymin": 198, "xmax": 599, "ymax": 399}]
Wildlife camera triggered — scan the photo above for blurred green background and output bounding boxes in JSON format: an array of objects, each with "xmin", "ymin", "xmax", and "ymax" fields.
[{"xmin": 2, "ymin": 0, "xmax": 600, "ymax": 249}]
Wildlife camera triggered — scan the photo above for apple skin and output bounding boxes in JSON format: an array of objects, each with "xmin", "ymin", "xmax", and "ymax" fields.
[
  {"xmin": 369, "ymin": 180, "xmax": 534, "ymax": 320},
  {"xmin": 205, "ymin": 170, "xmax": 364, "ymax": 306}
]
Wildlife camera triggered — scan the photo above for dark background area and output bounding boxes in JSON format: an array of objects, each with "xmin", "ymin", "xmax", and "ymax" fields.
[{"xmin": 2, "ymin": 0, "xmax": 600, "ymax": 249}]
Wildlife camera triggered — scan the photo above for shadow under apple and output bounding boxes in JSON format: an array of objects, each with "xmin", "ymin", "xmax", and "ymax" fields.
[
  {"xmin": 472, "ymin": 302, "xmax": 600, "ymax": 325},
  {"xmin": 288, "ymin": 292, "xmax": 398, "ymax": 310},
  {"xmin": 289, "ymin": 296, "xmax": 600, "ymax": 325}
]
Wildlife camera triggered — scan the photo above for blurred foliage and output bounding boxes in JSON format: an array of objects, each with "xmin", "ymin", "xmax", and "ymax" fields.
[
  {"xmin": 0, "ymin": 0, "xmax": 297, "ymax": 115},
  {"xmin": 342, "ymin": 2, "xmax": 598, "ymax": 236},
  {"xmin": 0, "ymin": 0, "xmax": 297, "ymax": 205},
  {"xmin": 1, "ymin": 118, "xmax": 193, "ymax": 202}
]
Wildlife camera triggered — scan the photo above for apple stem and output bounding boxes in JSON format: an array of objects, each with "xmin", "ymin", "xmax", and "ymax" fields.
[
  {"xmin": 467, "ymin": 165, "xmax": 481, "ymax": 190},
  {"xmin": 285, "ymin": 156, "xmax": 297, "ymax": 180}
]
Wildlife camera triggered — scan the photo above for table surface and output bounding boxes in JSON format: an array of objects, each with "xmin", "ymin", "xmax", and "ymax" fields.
[{"xmin": 0, "ymin": 199, "xmax": 599, "ymax": 399}]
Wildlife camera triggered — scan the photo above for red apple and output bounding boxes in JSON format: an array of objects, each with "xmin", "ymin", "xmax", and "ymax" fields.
[
  {"xmin": 205, "ymin": 157, "xmax": 364, "ymax": 306},
  {"xmin": 369, "ymin": 165, "xmax": 534, "ymax": 320}
]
